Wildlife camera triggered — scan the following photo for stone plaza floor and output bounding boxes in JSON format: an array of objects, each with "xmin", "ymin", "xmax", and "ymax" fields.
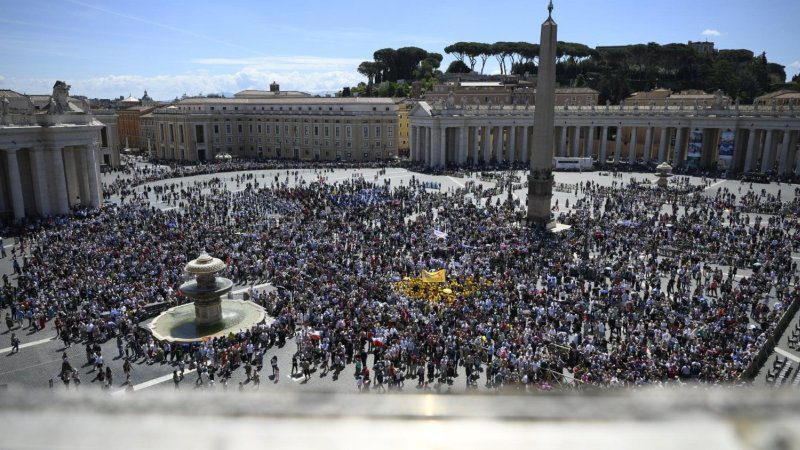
[{"xmin": 1, "ymin": 164, "xmax": 799, "ymax": 393}]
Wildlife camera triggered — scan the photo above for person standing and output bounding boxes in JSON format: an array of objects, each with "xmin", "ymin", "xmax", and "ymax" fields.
[{"xmin": 10, "ymin": 333, "xmax": 20, "ymax": 354}]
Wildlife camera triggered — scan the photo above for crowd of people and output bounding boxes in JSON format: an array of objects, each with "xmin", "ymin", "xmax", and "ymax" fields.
[{"xmin": 2, "ymin": 161, "xmax": 799, "ymax": 393}]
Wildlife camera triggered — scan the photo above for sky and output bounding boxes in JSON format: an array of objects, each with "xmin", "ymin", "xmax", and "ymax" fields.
[{"xmin": 0, "ymin": 0, "xmax": 798, "ymax": 100}]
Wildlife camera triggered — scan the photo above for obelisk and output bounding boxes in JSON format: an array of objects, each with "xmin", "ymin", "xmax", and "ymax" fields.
[{"xmin": 527, "ymin": 0, "xmax": 557, "ymax": 226}]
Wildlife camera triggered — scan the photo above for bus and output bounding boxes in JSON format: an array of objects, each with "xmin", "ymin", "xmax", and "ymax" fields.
[{"xmin": 553, "ymin": 157, "xmax": 593, "ymax": 171}]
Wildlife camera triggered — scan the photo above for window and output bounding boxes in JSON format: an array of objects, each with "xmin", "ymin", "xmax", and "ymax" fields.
[
  {"xmin": 169, "ymin": 124, "xmax": 174, "ymax": 143},
  {"xmin": 346, "ymin": 126, "xmax": 351, "ymax": 139},
  {"xmin": 275, "ymin": 125, "xmax": 280, "ymax": 135},
  {"xmin": 179, "ymin": 125, "xmax": 184, "ymax": 144},
  {"xmin": 196, "ymin": 125, "xmax": 204, "ymax": 143},
  {"xmin": 249, "ymin": 124, "xmax": 253, "ymax": 133},
  {"xmin": 237, "ymin": 124, "xmax": 243, "ymax": 133},
  {"xmin": 100, "ymin": 127, "xmax": 108, "ymax": 147},
  {"xmin": 160, "ymin": 124, "xmax": 165, "ymax": 141},
  {"xmin": 214, "ymin": 125, "xmax": 219, "ymax": 134},
  {"xmin": 335, "ymin": 126, "xmax": 340, "ymax": 138},
  {"xmin": 257, "ymin": 124, "xmax": 262, "ymax": 134},
  {"xmin": 314, "ymin": 126, "xmax": 319, "ymax": 137},
  {"xmin": 324, "ymin": 126, "xmax": 329, "ymax": 137},
  {"xmin": 387, "ymin": 126, "xmax": 394, "ymax": 138},
  {"xmin": 225, "ymin": 124, "xmax": 231, "ymax": 134},
  {"xmin": 375, "ymin": 126, "xmax": 381, "ymax": 138},
  {"xmin": 363, "ymin": 126, "xmax": 369, "ymax": 138},
  {"xmin": 284, "ymin": 125, "xmax": 289, "ymax": 135},
  {"xmin": 304, "ymin": 125, "xmax": 310, "ymax": 136}
]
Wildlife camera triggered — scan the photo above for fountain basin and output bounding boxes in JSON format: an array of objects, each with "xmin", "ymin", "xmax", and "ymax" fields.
[{"xmin": 145, "ymin": 299, "xmax": 268, "ymax": 342}]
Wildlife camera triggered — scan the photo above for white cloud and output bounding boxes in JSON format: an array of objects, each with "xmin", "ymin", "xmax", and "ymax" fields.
[
  {"xmin": 791, "ymin": 61, "xmax": 800, "ymax": 69},
  {"xmin": 4, "ymin": 67, "xmax": 364, "ymax": 100},
  {"xmin": 1, "ymin": 50, "xmax": 372, "ymax": 99},
  {"xmin": 189, "ymin": 55, "xmax": 363, "ymax": 70},
  {"xmin": 701, "ymin": 29, "xmax": 722, "ymax": 37}
]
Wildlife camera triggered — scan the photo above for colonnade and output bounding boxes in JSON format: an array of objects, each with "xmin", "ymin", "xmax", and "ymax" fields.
[
  {"xmin": 1, "ymin": 145, "xmax": 100, "ymax": 220},
  {"xmin": 410, "ymin": 122, "xmax": 800, "ymax": 176},
  {"xmin": 410, "ymin": 125, "xmax": 534, "ymax": 168}
]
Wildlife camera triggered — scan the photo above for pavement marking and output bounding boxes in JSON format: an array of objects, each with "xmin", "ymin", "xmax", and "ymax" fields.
[
  {"xmin": 704, "ymin": 180, "xmax": 726, "ymax": 191},
  {"xmin": 0, "ymin": 356, "xmax": 64, "ymax": 377},
  {"xmin": 111, "ymin": 368, "xmax": 197, "ymax": 395},
  {"xmin": 0, "ymin": 336, "xmax": 55, "ymax": 354},
  {"xmin": 775, "ymin": 347, "xmax": 800, "ymax": 363},
  {"xmin": 447, "ymin": 176, "xmax": 465, "ymax": 188}
]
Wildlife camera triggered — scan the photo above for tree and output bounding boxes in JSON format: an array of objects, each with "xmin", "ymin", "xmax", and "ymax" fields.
[
  {"xmin": 476, "ymin": 43, "xmax": 493, "ymax": 74},
  {"xmin": 357, "ymin": 61, "xmax": 381, "ymax": 95},
  {"xmin": 446, "ymin": 60, "xmax": 471, "ymax": 73},
  {"xmin": 444, "ymin": 42, "xmax": 468, "ymax": 64}
]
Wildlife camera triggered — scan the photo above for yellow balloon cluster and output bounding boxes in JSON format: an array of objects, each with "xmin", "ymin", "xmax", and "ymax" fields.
[{"xmin": 394, "ymin": 276, "xmax": 491, "ymax": 304}]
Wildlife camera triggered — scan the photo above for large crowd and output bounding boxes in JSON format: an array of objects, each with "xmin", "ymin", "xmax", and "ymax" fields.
[{"xmin": 2, "ymin": 162, "xmax": 800, "ymax": 392}]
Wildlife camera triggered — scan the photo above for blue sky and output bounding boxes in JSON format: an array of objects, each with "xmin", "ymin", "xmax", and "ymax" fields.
[{"xmin": 1, "ymin": 0, "xmax": 798, "ymax": 99}]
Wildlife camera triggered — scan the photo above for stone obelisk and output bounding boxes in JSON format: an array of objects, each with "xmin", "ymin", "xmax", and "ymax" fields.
[{"xmin": 527, "ymin": 1, "xmax": 557, "ymax": 226}]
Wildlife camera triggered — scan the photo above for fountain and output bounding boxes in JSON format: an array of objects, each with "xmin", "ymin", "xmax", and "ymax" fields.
[
  {"xmin": 655, "ymin": 162, "xmax": 673, "ymax": 188},
  {"xmin": 146, "ymin": 252, "xmax": 268, "ymax": 342}
]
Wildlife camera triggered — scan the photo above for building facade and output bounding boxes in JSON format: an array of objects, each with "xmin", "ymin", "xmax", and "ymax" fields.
[
  {"xmin": 409, "ymin": 99, "xmax": 800, "ymax": 175},
  {"xmin": 150, "ymin": 96, "xmax": 399, "ymax": 162},
  {"xmin": 0, "ymin": 82, "xmax": 103, "ymax": 222},
  {"xmin": 117, "ymin": 105, "xmax": 155, "ymax": 152},
  {"xmin": 424, "ymin": 78, "xmax": 598, "ymax": 107},
  {"xmin": 626, "ymin": 89, "xmax": 732, "ymax": 108}
]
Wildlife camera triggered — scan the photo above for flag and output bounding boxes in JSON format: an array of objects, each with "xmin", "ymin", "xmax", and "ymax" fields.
[
  {"xmin": 421, "ymin": 269, "xmax": 446, "ymax": 283},
  {"xmin": 308, "ymin": 331, "xmax": 322, "ymax": 340},
  {"xmin": 432, "ymin": 229, "xmax": 448, "ymax": 240},
  {"xmin": 371, "ymin": 337, "xmax": 385, "ymax": 347}
]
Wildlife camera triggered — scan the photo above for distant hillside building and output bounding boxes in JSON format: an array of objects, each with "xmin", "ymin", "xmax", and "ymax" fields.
[
  {"xmin": 233, "ymin": 82, "xmax": 310, "ymax": 99},
  {"xmin": 424, "ymin": 77, "xmax": 598, "ymax": 106},
  {"xmin": 688, "ymin": 40, "xmax": 715, "ymax": 55},
  {"xmin": 626, "ymin": 89, "xmax": 731, "ymax": 108},
  {"xmin": 755, "ymin": 90, "xmax": 800, "ymax": 108}
]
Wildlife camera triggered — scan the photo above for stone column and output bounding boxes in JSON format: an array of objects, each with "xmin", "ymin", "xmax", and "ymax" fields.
[
  {"xmin": 481, "ymin": 126, "xmax": 490, "ymax": 163},
  {"xmin": 409, "ymin": 126, "xmax": 416, "ymax": 161},
  {"xmin": 48, "ymin": 147, "xmax": 70, "ymax": 215},
  {"xmin": 672, "ymin": 127, "xmax": 685, "ymax": 167},
  {"xmin": 599, "ymin": 126, "xmax": 609, "ymax": 164},
  {"xmin": 439, "ymin": 126, "xmax": 447, "ymax": 167},
  {"xmin": 571, "ymin": 127, "xmax": 581, "ymax": 157},
  {"xmin": 743, "ymin": 129, "xmax": 758, "ymax": 172},
  {"xmin": 86, "ymin": 144, "xmax": 101, "ymax": 208},
  {"xmin": 472, "ymin": 126, "xmax": 480, "ymax": 163},
  {"xmin": 508, "ymin": 126, "xmax": 517, "ymax": 164},
  {"xmin": 493, "ymin": 126, "xmax": 502, "ymax": 163},
  {"xmin": 521, "ymin": 126, "xmax": 529, "ymax": 163},
  {"xmin": 657, "ymin": 127, "xmax": 669, "ymax": 163},
  {"xmin": 29, "ymin": 147, "xmax": 51, "ymax": 216},
  {"xmin": 628, "ymin": 127, "xmax": 638, "ymax": 163},
  {"xmin": 760, "ymin": 129, "xmax": 775, "ymax": 173},
  {"xmin": 642, "ymin": 127, "xmax": 653, "ymax": 164},
  {"xmin": 778, "ymin": 130, "xmax": 794, "ymax": 176},
  {"xmin": 459, "ymin": 126, "xmax": 468, "ymax": 165},
  {"xmin": 559, "ymin": 126, "xmax": 568, "ymax": 157},
  {"xmin": 76, "ymin": 148, "xmax": 91, "ymax": 205},
  {"xmin": 613, "ymin": 126, "xmax": 623, "ymax": 163},
  {"xmin": 586, "ymin": 126, "xmax": 595, "ymax": 158},
  {"xmin": 4, "ymin": 149, "xmax": 25, "ymax": 220}
]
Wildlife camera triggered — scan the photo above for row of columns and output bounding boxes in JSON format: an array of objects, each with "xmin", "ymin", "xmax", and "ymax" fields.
[
  {"xmin": 410, "ymin": 125, "xmax": 534, "ymax": 168},
  {"xmin": 411, "ymin": 123, "xmax": 800, "ymax": 175},
  {"xmin": 2, "ymin": 146, "xmax": 100, "ymax": 220}
]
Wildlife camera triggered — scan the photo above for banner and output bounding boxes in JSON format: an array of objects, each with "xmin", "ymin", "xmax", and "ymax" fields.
[
  {"xmin": 421, "ymin": 269, "xmax": 446, "ymax": 283},
  {"xmin": 687, "ymin": 130, "xmax": 703, "ymax": 168},
  {"xmin": 718, "ymin": 130, "xmax": 735, "ymax": 160}
]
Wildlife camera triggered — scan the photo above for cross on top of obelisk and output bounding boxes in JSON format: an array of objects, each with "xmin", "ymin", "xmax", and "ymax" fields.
[{"xmin": 548, "ymin": 0, "xmax": 553, "ymax": 18}]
